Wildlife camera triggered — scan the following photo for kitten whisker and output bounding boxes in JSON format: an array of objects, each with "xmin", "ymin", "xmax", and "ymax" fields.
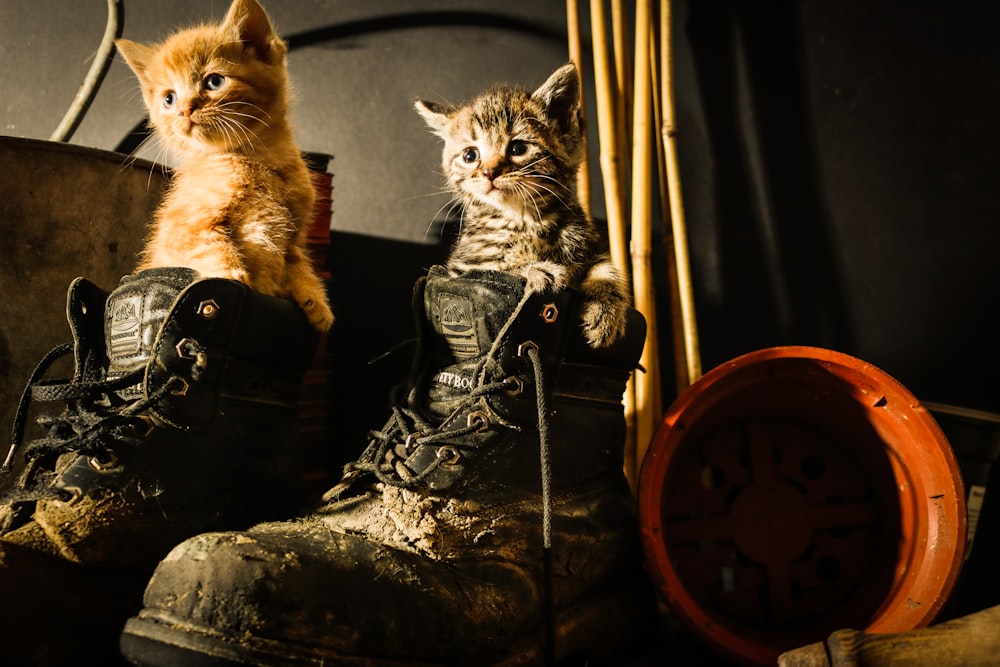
[
  {"xmin": 218, "ymin": 115, "xmax": 258, "ymax": 155},
  {"xmin": 210, "ymin": 116, "xmax": 238, "ymax": 151},
  {"xmin": 117, "ymin": 140, "xmax": 149, "ymax": 175},
  {"xmin": 526, "ymin": 169, "xmax": 571, "ymax": 190},
  {"xmin": 401, "ymin": 185, "xmax": 455, "ymax": 203},
  {"xmin": 503, "ymin": 179, "xmax": 541, "ymax": 222},
  {"xmin": 223, "ymin": 109, "xmax": 271, "ymax": 130},
  {"xmin": 521, "ymin": 178, "xmax": 575, "ymax": 213},
  {"xmin": 517, "ymin": 154, "xmax": 552, "ymax": 173},
  {"xmin": 423, "ymin": 194, "xmax": 464, "ymax": 241},
  {"xmin": 440, "ymin": 196, "xmax": 465, "ymax": 230},
  {"xmin": 117, "ymin": 132, "xmax": 172, "ymax": 191},
  {"xmin": 218, "ymin": 102, "xmax": 272, "ymax": 129},
  {"xmin": 221, "ymin": 100, "xmax": 273, "ymax": 121},
  {"xmin": 513, "ymin": 166, "xmax": 571, "ymax": 197},
  {"xmin": 217, "ymin": 119, "xmax": 246, "ymax": 154},
  {"xmin": 424, "ymin": 199, "xmax": 457, "ymax": 241},
  {"xmin": 145, "ymin": 146, "xmax": 172, "ymax": 190},
  {"xmin": 516, "ymin": 181, "xmax": 546, "ymax": 224}
]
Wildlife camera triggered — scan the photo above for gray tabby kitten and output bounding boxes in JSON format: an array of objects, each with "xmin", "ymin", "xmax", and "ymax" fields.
[{"xmin": 415, "ymin": 63, "xmax": 630, "ymax": 348}]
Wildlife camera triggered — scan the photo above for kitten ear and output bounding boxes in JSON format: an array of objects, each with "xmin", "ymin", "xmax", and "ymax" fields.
[
  {"xmin": 414, "ymin": 100, "xmax": 453, "ymax": 139},
  {"xmin": 222, "ymin": 0, "xmax": 286, "ymax": 63},
  {"xmin": 115, "ymin": 39, "xmax": 154, "ymax": 81},
  {"xmin": 532, "ymin": 63, "xmax": 582, "ymax": 132}
]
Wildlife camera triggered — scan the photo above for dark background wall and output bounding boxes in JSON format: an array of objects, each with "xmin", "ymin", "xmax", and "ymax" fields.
[
  {"xmin": 2, "ymin": 0, "xmax": 999, "ymax": 630},
  {"xmin": 4, "ymin": 0, "xmax": 998, "ymax": 409},
  {"xmin": 680, "ymin": 1, "xmax": 1000, "ymax": 415}
]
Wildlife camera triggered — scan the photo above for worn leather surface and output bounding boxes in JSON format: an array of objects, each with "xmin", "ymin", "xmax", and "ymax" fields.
[{"xmin": 123, "ymin": 266, "xmax": 659, "ymax": 666}]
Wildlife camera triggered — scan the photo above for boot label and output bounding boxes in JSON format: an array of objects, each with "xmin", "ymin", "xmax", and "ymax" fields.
[
  {"xmin": 433, "ymin": 371, "xmax": 473, "ymax": 391},
  {"xmin": 107, "ymin": 294, "xmax": 144, "ymax": 359},
  {"xmin": 438, "ymin": 294, "xmax": 480, "ymax": 359}
]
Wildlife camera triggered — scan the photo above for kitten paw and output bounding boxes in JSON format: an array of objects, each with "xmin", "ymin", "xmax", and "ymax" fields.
[
  {"xmin": 220, "ymin": 268, "xmax": 251, "ymax": 285},
  {"xmin": 580, "ymin": 298, "xmax": 628, "ymax": 348},
  {"xmin": 301, "ymin": 298, "xmax": 335, "ymax": 333},
  {"xmin": 523, "ymin": 263, "xmax": 568, "ymax": 293}
]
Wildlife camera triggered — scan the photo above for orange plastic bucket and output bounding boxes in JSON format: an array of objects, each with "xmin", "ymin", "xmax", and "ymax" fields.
[{"xmin": 638, "ymin": 346, "xmax": 966, "ymax": 665}]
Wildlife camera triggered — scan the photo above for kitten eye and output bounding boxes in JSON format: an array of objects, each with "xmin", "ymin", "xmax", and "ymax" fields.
[
  {"xmin": 162, "ymin": 91, "xmax": 176, "ymax": 109},
  {"xmin": 508, "ymin": 140, "xmax": 529, "ymax": 157},
  {"xmin": 462, "ymin": 148, "xmax": 479, "ymax": 164},
  {"xmin": 204, "ymin": 74, "xmax": 226, "ymax": 91}
]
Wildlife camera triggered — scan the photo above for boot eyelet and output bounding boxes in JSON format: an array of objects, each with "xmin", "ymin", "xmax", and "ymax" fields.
[
  {"xmin": 175, "ymin": 338, "xmax": 201, "ymax": 360},
  {"xmin": 196, "ymin": 299, "xmax": 220, "ymax": 319},
  {"xmin": 129, "ymin": 416, "xmax": 156, "ymax": 437},
  {"xmin": 56, "ymin": 487, "xmax": 83, "ymax": 506},
  {"xmin": 467, "ymin": 411, "xmax": 490, "ymax": 432},
  {"xmin": 437, "ymin": 446, "xmax": 461, "ymax": 465},
  {"xmin": 504, "ymin": 376, "xmax": 524, "ymax": 397},
  {"xmin": 88, "ymin": 451, "xmax": 119, "ymax": 471},
  {"xmin": 517, "ymin": 340, "xmax": 539, "ymax": 359},
  {"xmin": 540, "ymin": 303, "xmax": 559, "ymax": 323}
]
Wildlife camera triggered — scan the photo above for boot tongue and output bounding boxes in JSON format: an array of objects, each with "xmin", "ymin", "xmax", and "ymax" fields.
[
  {"xmin": 105, "ymin": 268, "xmax": 199, "ymax": 396},
  {"xmin": 420, "ymin": 266, "xmax": 526, "ymax": 419}
]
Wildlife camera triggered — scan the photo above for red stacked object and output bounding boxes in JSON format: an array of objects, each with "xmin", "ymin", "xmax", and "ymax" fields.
[{"xmin": 299, "ymin": 152, "xmax": 334, "ymax": 491}]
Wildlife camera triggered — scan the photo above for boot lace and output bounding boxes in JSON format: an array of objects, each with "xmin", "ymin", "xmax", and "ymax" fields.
[
  {"xmin": 328, "ymin": 338, "xmax": 559, "ymax": 662},
  {"xmin": 1, "ymin": 342, "xmax": 184, "ymax": 502},
  {"xmin": 324, "ymin": 287, "xmax": 559, "ymax": 663},
  {"xmin": 326, "ymin": 373, "xmax": 522, "ymax": 496},
  {"xmin": 324, "ymin": 291, "xmax": 556, "ymax": 556}
]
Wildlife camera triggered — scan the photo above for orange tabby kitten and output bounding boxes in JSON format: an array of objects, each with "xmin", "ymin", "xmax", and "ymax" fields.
[{"xmin": 116, "ymin": 0, "xmax": 334, "ymax": 331}]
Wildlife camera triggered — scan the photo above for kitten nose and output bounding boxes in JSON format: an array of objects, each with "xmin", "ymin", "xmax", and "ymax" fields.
[{"xmin": 178, "ymin": 100, "xmax": 199, "ymax": 118}]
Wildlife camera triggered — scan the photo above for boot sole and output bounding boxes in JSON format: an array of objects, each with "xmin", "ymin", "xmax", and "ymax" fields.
[{"xmin": 120, "ymin": 580, "xmax": 657, "ymax": 667}]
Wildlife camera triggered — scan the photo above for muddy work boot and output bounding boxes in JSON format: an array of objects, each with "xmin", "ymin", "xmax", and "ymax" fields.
[
  {"xmin": 0, "ymin": 267, "xmax": 317, "ymax": 665},
  {"xmin": 121, "ymin": 265, "xmax": 658, "ymax": 667}
]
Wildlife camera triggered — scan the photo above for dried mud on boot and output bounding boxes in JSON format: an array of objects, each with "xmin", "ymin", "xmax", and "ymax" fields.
[
  {"xmin": 120, "ymin": 266, "xmax": 660, "ymax": 667},
  {"xmin": 0, "ymin": 267, "xmax": 318, "ymax": 664}
]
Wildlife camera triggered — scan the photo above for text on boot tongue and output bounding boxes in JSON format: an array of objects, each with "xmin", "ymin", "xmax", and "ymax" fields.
[{"xmin": 433, "ymin": 371, "xmax": 473, "ymax": 391}]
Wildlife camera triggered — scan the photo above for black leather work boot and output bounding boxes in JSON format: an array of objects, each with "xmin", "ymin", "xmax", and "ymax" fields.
[
  {"xmin": 120, "ymin": 265, "xmax": 659, "ymax": 667},
  {"xmin": 0, "ymin": 267, "xmax": 317, "ymax": 665}
]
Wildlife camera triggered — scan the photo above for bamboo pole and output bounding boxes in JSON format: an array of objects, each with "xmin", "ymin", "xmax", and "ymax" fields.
[
  {"xmin": 566, "ymin": 0, "xmax": 591, "ymax": 218},
  {"xmin": 648, "ymin": 11, "xmax": 685, "ymax": 398},
  {"xmin": 609, "ymin": 4, "xmax": 635, "ymax": 424},
  {"xmin": 630, "ymin": 0, "xmax": 660, "ymax": 473},
  {"xmin": 610, "ymin": 1, "xmax": 632, "ymax": 191},
  {"xmin": 660, "ymin": 0, "xmax": 702, "ymax": 386},
  {"xmin": 589, "ymin": 0, "xmax": 630, "ymax": 278},
  {"xmin": 589, "ymin": 0, "xmax": 638, "ymax": 488},
  {"xmin": 647, "ymin": 13, "xmax": 664, "ymax": 434}
]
